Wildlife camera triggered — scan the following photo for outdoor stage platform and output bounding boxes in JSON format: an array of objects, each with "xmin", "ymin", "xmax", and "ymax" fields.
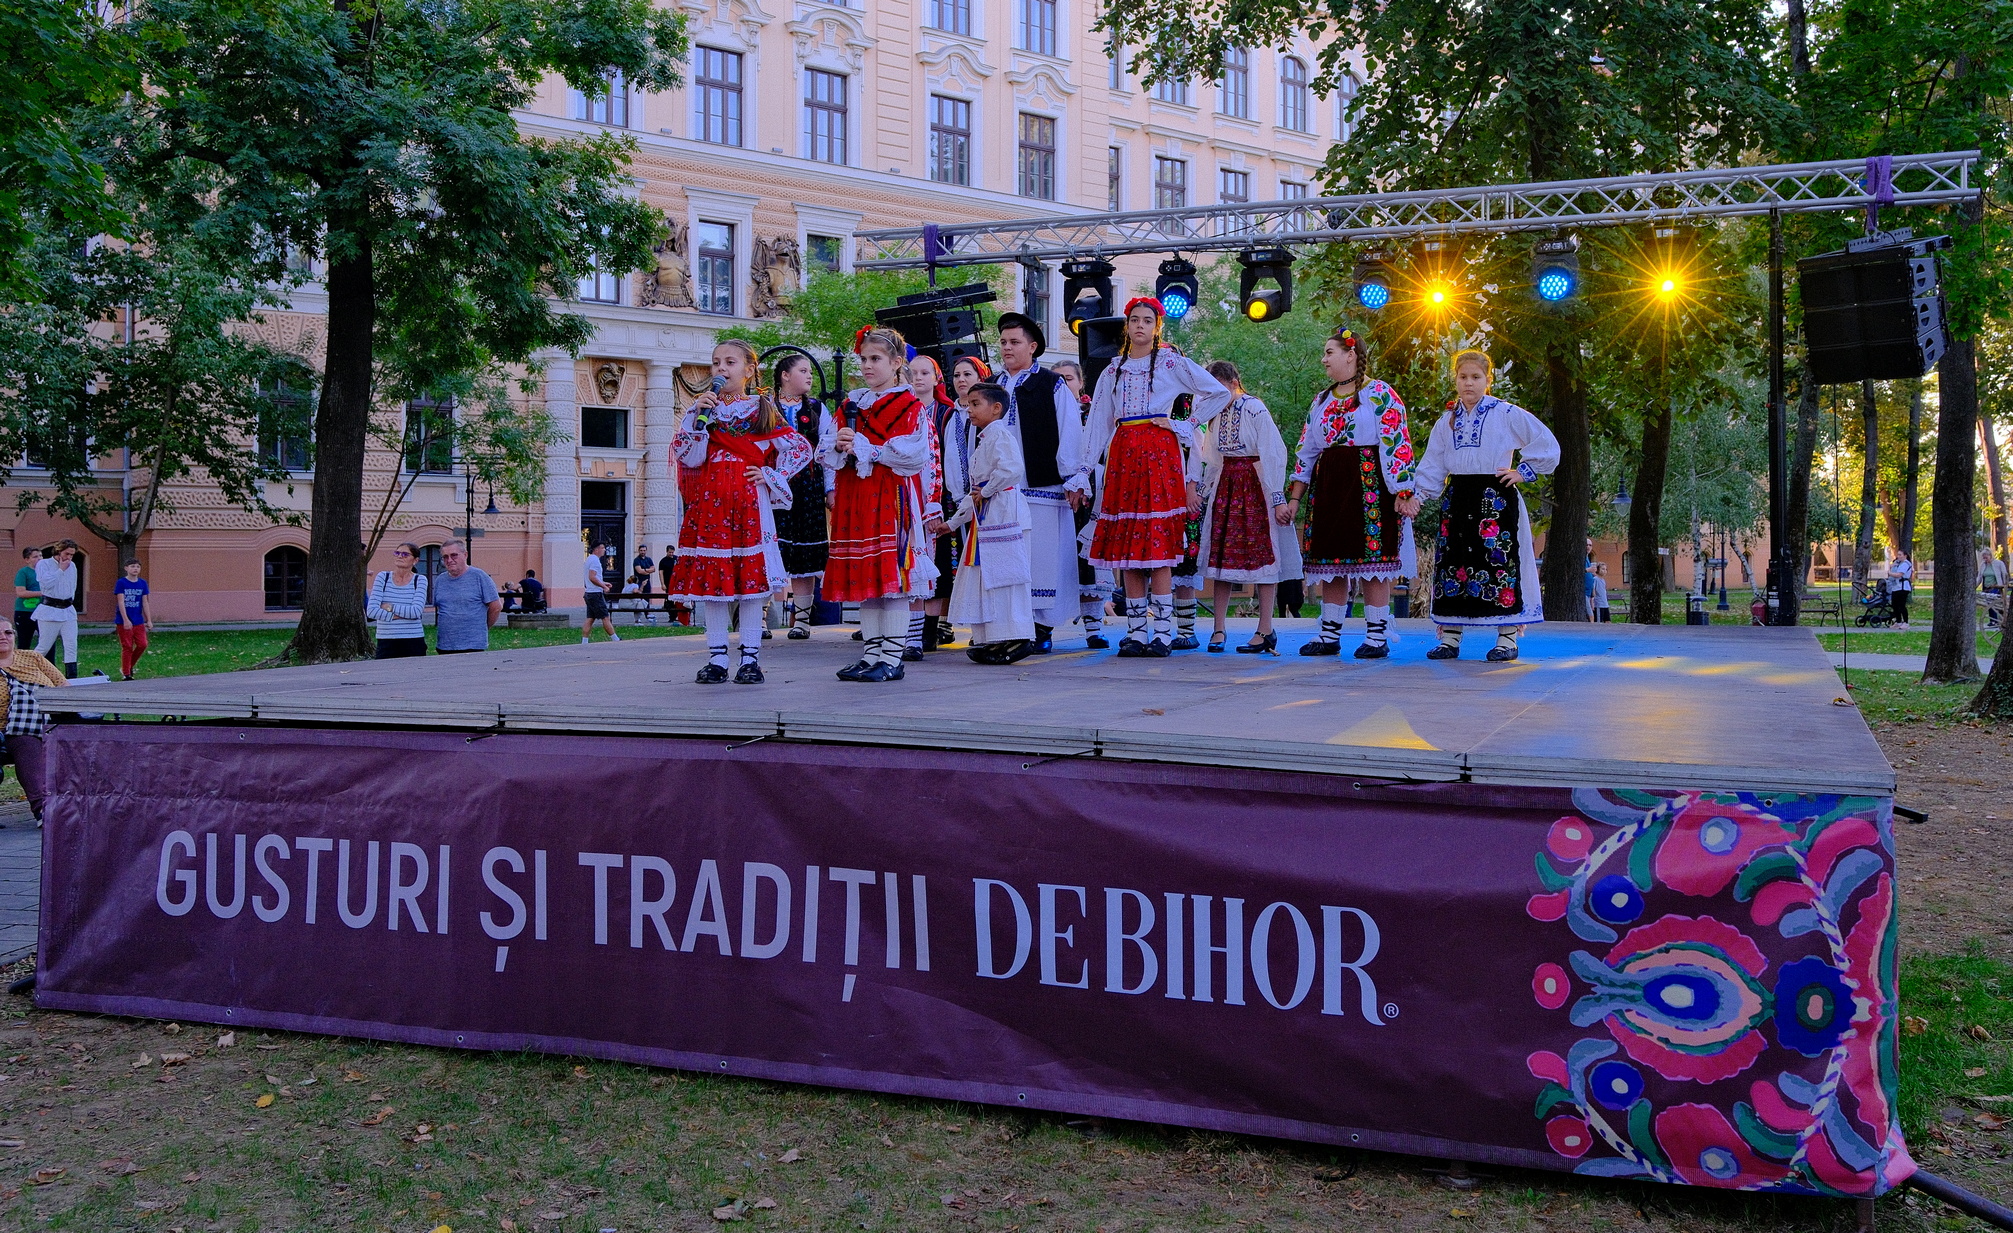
[{"xmin": 30, "ymin": 621, "xmax": 1913, "ymax": 1201}]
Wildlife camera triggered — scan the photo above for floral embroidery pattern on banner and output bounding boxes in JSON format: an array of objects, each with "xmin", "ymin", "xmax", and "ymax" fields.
[{"xmin": 1525, "ymin": 789, "xmax": 1910, "ymax": 1198}]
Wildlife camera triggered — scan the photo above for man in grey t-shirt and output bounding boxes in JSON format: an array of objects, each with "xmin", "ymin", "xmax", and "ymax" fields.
[{"xmin": 432, "ymin": 540, "xmax": 502, "ymax": 653}]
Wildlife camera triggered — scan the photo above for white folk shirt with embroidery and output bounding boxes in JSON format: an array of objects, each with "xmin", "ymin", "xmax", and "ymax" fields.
[
  {"xmin": 1084, "ymin": 350, "xmax": 1235, "ymax": 475},
  {"xmin": 1289, "ymin": 380, "xmax": 1415, "ymax": 495},
  {"xmin": 1197, "ymin": 395, "xmax": 1293, "ymax": 508},
  {"xmin": 997, "ymin": 362, "xmax": 1090, "ymax": 501},
  {"xmin": 671, "ymin": 397, "xmax": 813, "ymax": 508},
  {"xmin": 1409, "ymin": 395, "xmax": 1563, "ymax": 498},
  {"xmin": 815, "ymin": 386, "xmax": 935, "ymax": 485}
]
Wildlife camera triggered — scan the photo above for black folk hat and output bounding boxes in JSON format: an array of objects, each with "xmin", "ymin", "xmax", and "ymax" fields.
[{"xmin": 995, "ymin": 311, "xmax": 1047, "ymax": 358}]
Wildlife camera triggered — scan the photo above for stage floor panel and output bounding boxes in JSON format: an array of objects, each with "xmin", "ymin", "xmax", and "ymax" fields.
[{"xmin": 45, "ymin": 619, "xmax": 1893, "ymax": 794}]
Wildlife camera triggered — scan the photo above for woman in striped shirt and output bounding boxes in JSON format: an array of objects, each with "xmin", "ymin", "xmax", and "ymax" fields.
[{"xmin": 369, "ymin": 542, "xmax": 431, "ymax": 658}]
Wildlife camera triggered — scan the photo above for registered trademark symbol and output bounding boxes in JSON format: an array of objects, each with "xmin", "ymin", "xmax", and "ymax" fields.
[{"xmin": 1384, "ymin": 1002, "xmax": 1400, "ymax": 1019}]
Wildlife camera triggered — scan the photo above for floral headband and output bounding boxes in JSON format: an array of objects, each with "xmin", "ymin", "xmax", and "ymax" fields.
[{"xmin": 1123, "ymin": 296, "xmax": 1166, "ymax": 319}]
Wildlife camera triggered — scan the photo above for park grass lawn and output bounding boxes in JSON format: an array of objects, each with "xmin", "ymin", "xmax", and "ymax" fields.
[
  {"xmin": 1819, "ymin": 629, "xmax": 2001, "ymax": 658},
  {"xmin": 1898, "ymin": 944, "xmax": 2013, "ymax": 1145},
  {"xmin": 1838, "ymin": 669, "xmax": 1989, "ymax": 724}
]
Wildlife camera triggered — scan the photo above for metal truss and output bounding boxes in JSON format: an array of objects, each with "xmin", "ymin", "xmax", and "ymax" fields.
[{"xmin": 855, "ymin": 151, "xmax": 1981, "ymax": 269}]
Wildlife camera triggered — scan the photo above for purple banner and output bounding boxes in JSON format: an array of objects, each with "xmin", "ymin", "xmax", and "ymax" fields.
[{"xmin": 36, "ymin": 726, "xmax": 1911, "ymax": 1196}]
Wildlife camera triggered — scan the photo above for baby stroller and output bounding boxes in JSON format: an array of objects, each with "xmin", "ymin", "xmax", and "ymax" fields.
[{"xmin": 1854, "ymin": 578, "xmax": 1894, "ymax": 627}]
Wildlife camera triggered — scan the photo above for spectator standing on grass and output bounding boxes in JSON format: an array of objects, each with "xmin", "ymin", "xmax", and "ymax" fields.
[
  {"xmin": 0, "ymin": 622, "xmax": 59, "ymax": 820},
  {"xmin": 368, "ymin": 542, "xmax": 430, "ymax": 659},
  {"xmin": 432, "ymin": 539, "xmax": 501, "ymax": 654},
  {"xmin": 1888, "ymin": 551, "xmax": 1914, "ymax": 629},
  {"xmin": 112, "ymin": 559, "xmax": 152, "ymax": 679},
  {"xmin": 12, "ymin": 548, "xmax": 40, "ymax": 647},
  {"xmin": 520, "ymin": 570, "xmax": 545, "ymax": 612},
  {"xmin": 1590, "ymin": 562, "xmax": 1611, "ymax": 622},
  {"xmin": 582, "ymin": 543, "xmax": 620, "ymax": 644},
  {"xmin": 32, "ymin": 540, "xmax": 82, "ymax": 678}
]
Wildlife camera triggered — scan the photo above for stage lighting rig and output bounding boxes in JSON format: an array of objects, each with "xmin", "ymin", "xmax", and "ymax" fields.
[
  {"xmin": 1155, "ymin": 257, "xmax": 1199, "ymax": 320},
  {"xmin": 1353, "ymin": 251, "xmax": 1395, "ymax": 312},
  {"xmin": 1532, "ymin": 234, "xmax": 1580, "ymax": 303},
  {"xmin": 1411, "ymin": 236, "xmax": 1463, "ymax": 316},
  {"xmin": 1238, "ymin": 247, "xmax": 1294, "ymax": 322},
  {"xmin": 1648, "ymin": 226, "xmax": 1688, "ymax": 305},
  {"xmin": 1061, "ymin": 257, "xmax": 1116, "ymax": 336}
]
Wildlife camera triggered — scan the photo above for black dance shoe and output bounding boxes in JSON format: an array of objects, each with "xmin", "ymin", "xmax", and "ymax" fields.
[
  {"xmin": 695, "ymin": 663, "xmax": 729, "ymax": 684},
  {"xmin": 1485, "ymin": 644, "xmax": 1520, "ymax": 662},
  {"xmin": 1169, "ymin": 633, "xmax": 1200, "ymax": 651},
  {"xmin": 1299, "ymin": 640, "xmax": 1340, "ymax": 657},
  {"xmin": 999, "ymin": 639, "xmax": 1034, "ymax": 664},
  {"xmin": 1116, "ymin": 637, "xmax": 1148, "ymax": 658},
  {"xmin": 733, "ymin": 661, "xmax": 765, "ymax": 684},
  {"xmin": 787, "ymin": 624, "xmax": 811, "ymax": 640},
  {"xmin": 1033, "ymin": 624, "xmax": 1054, "ymax": 653},
  {"xmin": 1085, "ymin": 633, "xmax": 1110, "ymax": 649},
  {"xmin": 1353, "ymin": 641, "xmax": 1390, "ymax": 659},
  {"xmin": 837, "ymin": 659, "xmax": 874, "ymax": 681},
  {"xmin": 1237, "ymin": 632, "xmax": 1278, "ymax": 655},
  {"xmin": 1426, "ymin": 644, "xmax": 1461, "ymax": 660},
  {"xmin": 1144, "ymin": 639, "xmax": 1172, "ymax": 658},
  {"xmin": 901, "ymin": 645, "xmax": 925, "ymax": 662}
]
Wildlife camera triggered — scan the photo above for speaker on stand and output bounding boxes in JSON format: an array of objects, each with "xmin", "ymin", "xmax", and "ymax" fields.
[{"xmin": 1797, "ymin": 229, "xmax": 1952, "ymax": 384}]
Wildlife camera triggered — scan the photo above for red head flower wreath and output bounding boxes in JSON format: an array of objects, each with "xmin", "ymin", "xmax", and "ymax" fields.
[{"xmin": 1123, "ymin": 296, "xmax": 1166, "ymax": 319}]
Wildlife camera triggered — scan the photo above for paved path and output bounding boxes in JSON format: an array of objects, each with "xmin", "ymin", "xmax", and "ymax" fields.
[
  {"xmin": 0, "ymin": 807, "xmax": 38, "ymax": 966},
  {"xmin": 1828, "ymin": 651, "xmax": 1994, "ymax": 674}
]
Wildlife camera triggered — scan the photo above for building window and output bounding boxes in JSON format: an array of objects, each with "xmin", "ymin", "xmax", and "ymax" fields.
[
  {"xmin": 571, "ymin": 73, "xmax": 628, "ymax": 127},
  {"xmin": 1280, "ymin": 56, "xmax": 1310, "ymax": 132},
  {"xmin": 1153, "ymin": 156, "xmax": 1188, "ymax": 209},
  {"xmin": 576, "ymin": 250, "xmax": 621, "ymax": 304},
  {"xmin": 580, "ymin": 404, "xmax": 629, "ymax": 450},
  {"xmin": 1219, "ymin": 168, "xmax": 1250, "ymax": 204},
  {"xmin": 1107, "ymin": 146, "xmax": 1123, "ymax": 211},
  {"xmin": 1280, "ymin": 180, "xmax": 1309, "ymax": 199},
  {"xmin": 694, "ymin": 48, "xmax": 743, "ymax": 147},
  {"xmin": 1019, "ymin": 0, "xmax": 1056, "ymax": 56},
  {"xmin": 807, "ymin": 234, "xmax": 843, "ymax": 273},
  {"xmin": 259, "ymin": 382, "xmax": 312, "ymax": 473},
  {"xmin": 1108, "ymin": 40, "xmax": 1126, "ymax": 90},
  {"xmin": 696, "ymin": 221, "xmax": 735, "ymax": 315},
  {"xmin": 929, "ymin": 0, "xmax": 969, "ymax": 35},
  {"xmin": 804, "ymin": 70, "xmax": 848, "ymax": 165},
  {"xmin": 929, "ymin": 96, "xmax": 971, "ymax": 186},
  {"xmin": 1152, "ymin": 74, "xmax": 1190, "ymax": 106},
  {"xmin": 1338, "ymin": 68, "xmax": 1361, "ymax": 141},
  {"xmin": 403, "ymin": 396, "xmax": 455, "ymax": 474},
  {"xmin": 1021, "ymin": 263, "xmax": 1049, "ymax": 337},
  {"xmin": 1219, "ymin": 47, "xmax": 1250, "ymax": 119},
  {"xmin": 1017, "ymin": 113, "xmax": 1057, "ymax": 200},
  {"xmin": 263, "ymin": 546, "xmax": 308, "ymax": 611}
]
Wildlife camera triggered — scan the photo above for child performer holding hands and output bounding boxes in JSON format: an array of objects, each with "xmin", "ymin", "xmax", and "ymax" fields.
[
  {"xmin": 772, "ymin": 352, "xmax": 830, "ymax": 640},
  {"xmin": 821, "ymin": 327, "xmax": 940, "ymax": 682},
  {"xmin": 668, "ymin": 339, "xmax": 814, "ymax": 685},
  {"xmin": 1196, "ymin": 360, "xmax": 1302, "ymax": 654},
  {"xmin": 1084, "ymin": 297, "xmax": 1235, "ymax": 657},
  {"xmin": 945, "ymin": 383, "xmax": 1036, "ymax": 664},
  {"xmin": 1287, "ymin": 327, "xmax": 1418, "ymax": 659},
  {"xmin": 1409, "ymin": 348, "xmax": 1561, "ymax": 662}
]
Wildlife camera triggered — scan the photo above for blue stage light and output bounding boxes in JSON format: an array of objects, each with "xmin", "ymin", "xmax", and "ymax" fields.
[
  {"xmin": 1357, "ymin": 281, "xmax": 1390, "ymax": 311},
  {"xmin": 1155, "ymin": 257, "xmax": 1199, "ymax": 322},
  {"xmin": 1536, "ymin": 267, "xmax": 1577, "ymax": 302},
  {"xmin": 1162, "ymin": 289, "xmax": 1193, "ymax": 319}
]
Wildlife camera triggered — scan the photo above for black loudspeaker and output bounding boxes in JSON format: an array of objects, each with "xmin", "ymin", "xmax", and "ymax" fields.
[
  {"xmin": 1797, "ymin": 232, "xmax": 1951, "ymax": 384},
  {"xmin": 928, "ymin": 337, "xmax": 989, "ymax": 374},
  {"xmin": 1077, "ymin": 316, "xmax": 1125, "ymax": 395}
]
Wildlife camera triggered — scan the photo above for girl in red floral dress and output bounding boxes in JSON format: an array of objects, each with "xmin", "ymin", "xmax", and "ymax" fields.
[
  {"xmin": 667, "ymin": 338, "xmax": 813, "ymax": 685},
  {"xmin": 1286, "ymin": 327, "xmax": 1419, "ymax": 659},
  {"xmin": 1195, "ymin": 359, "xmax": 1302, "ymax": 654},
  {"xmin": 1083, "ymin": 298, "xmax": 1234, "ymax": 657},
  {"xmin": 819, "ymin": 327, "xmax": 940, "ymax": 682}
]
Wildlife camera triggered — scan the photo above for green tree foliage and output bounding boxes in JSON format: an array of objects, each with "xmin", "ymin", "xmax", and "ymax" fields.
[
  {"xmin": 738, "ymin": 266, "xmax": 1008, "ymax": 394},
  {"xmin": 1163, "ymin": 256, "xmax": 1339, "ymax": 447},
  {"xmin": 118, "ymin": 0, "xmax": 689, "ymax": 661}
]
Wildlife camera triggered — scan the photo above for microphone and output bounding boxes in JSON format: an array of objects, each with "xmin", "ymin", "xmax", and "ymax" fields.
[
  {"xmin": 844, "ymin": 400, "xmax": 862, "ymax": 463},
  {"xmin": 695, "ymin": 375, "xmax": 726, "ymax": 429}
]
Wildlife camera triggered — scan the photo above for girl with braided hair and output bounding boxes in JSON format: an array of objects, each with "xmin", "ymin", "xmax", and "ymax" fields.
[
  {"xmin": 819, "ymin": 326, "xmax": 940, "ymax": 682},
  {"xmin": 771, "ymin": 351, "xmax": 830, "ymax": 640},
  {"xmin": 1083, "ymin": 297, "xmax": 1234, "ymax": 656},
  {"xmin": 668, "ymin": 338, "xmax": 814, "ymax": 685}
]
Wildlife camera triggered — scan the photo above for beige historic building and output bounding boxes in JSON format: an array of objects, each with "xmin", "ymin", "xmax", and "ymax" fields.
[{"xmin": 7, "ymin": 5, "xmax": 1360, "ymax": 619}]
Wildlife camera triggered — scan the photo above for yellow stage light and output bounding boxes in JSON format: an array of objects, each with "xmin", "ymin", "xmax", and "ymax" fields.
[
  {"xmin": 1655, "ymin": 272, "xmax": 1681, "ymax": 300},
  {"xmin": 1245, "ymin": 298, "xmax": 1274, "ymax": 322}
]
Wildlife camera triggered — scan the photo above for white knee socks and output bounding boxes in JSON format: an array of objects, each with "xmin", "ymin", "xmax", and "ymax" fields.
[
  {"xmin": 1318, "ymin": 602, "xmax": 1346, "ymax": 646},
  {"xmin": 1363, "ymin": 603, "xmax": 1391, "ymax": 648},
  {"xmin": 1081, "ymin": 597, "xmax": 1105, "ymax": 637},
  {"xmin": 1148, "ymin": 591, "xmax": 1174, "ymax": 644},
  {"xmin": 736, "ymin": 596, "xmax": 765, "ymax": 665},
  {"xmin": 1174, "ymin": 596, "xmax": 1197, "ymax": 638},
  {"xmin": 702, "ymin": 601, "xmax": 733, "ymax": 668}
]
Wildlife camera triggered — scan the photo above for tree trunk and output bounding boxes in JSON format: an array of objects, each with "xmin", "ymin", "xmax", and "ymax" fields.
[
  {"xmin": 1924, "ymin": 324, "xmax": 1979, "ymax": 682},
  {"xmin": 1786, "ymin": 0, "xmax": 1812, "ymax": 76},
  {"xmin": 1539, "ymin": 344, "xmax": 1591, "ymax": 621},
  {"xmin": 1780, "ymin": 369, "xmax": 1822, "ymax": 622},
  {"xmin": 1854, "ymin": 379, "xmax": 1878, "ymax": 585},
  {"xmin": 1903, "ymin": 381, "xmax": 1923, "ymax": 555},
  {"xmin": 289, "ymin": 234, "xmax": 375, "ymax": 663},
  {"xmin": 1981, "ymin": 408, "xmax": 2009, "ymax": 572},
  {"xmin": 1628, "ymin": 397, "xmax": 1676, "ymax": 623}
]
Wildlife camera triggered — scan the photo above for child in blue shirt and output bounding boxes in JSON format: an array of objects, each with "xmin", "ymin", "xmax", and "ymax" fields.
[{"xmin": 113, "ymin": 560, "xmax": 151, "ymax": 679}]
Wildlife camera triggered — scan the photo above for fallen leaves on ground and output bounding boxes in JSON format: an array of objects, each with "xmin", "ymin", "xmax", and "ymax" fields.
[
  {"xmin": 1967, "ymin": 1067, "xmax": 1990, "ymax": 1078},
  {"xmin": 96, "ymin": 1159, "xmax": 139, "ymax": 1175},
  {"xmin": 1903, "ymin": 1015, "xmax": 1931, "ymax": 1036},
  {"xmin": 753, "ymin": 1197, "xmax": 776, "ymax": 1209},
  {"xmin": 1968, "ymin": 1024, "xmax": 1996, "ymax": 1041},
  {"xmin": 360, "ymin": 1106, "xmax": 394, "ymax": 1126},
  {"xmin": 159, "ymin": 1052, "xmax": 191, "ymax": 1067},
  {"xmin": 254, "ymin": 1094, "xmax": 275, "ymax": 1109},
  {"xmin": 26, "ymin": 1168, "xmax": 64, "ymax": 1186},
  {"xmin": 1976, "ymin": 1113, "xmax": 2011, "ymax": 1131},
  {"xmin": 778, "ymin": 1148, "xmax": 800, "ymax": 1164},
  {"xmin": 182, "ymin": 1171, "xmax": 201, "ymax": 1183},
  {"xmin": 215, "ymin": 1032, "xmax": 234, "ymax": 1049},
  {"xmin": 131, "ymin": 1054, "xmax": 153, "ymax": 1069}
]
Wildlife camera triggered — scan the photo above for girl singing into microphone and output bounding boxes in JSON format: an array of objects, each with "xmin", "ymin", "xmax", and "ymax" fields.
[{"xmin": 667, "ymin": 339, "xmax": 814, "ymax": 685}]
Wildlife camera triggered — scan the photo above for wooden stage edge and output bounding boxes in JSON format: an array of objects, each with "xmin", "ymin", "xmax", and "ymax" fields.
[{"xmin": 43, "ymin": 619, "xmax": 1895, "ymax": 797}]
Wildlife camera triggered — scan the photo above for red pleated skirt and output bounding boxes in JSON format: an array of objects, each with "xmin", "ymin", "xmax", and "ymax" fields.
[
  {"xmin": 1090, "ymin": 421, "xmax": 1189, "ymax": 570},
  {"xmin": 668, "ymin": 459, "xmax": 773, "ymax": 599}
]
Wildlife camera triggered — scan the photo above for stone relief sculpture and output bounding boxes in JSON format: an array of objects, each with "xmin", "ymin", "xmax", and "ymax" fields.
[
  {"xmin": 748, "ymin": 236, "xmax": 803, "ymax": 319},
  {"xmin": 641, "ymin": 221, "xmax": 695, "ymax": 309},
  {"xmin": 595, "ymin": 362, "xmax": 625, "ymax": 405}
]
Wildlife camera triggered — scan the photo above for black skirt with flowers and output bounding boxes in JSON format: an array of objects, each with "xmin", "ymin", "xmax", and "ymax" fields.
[{"xmin": 1431, "ymin": 473, "xmax": 1527, "ymax": 622}]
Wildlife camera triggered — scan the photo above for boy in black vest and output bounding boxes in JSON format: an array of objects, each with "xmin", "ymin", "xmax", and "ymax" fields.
[{"xmin": 994, "ymin": 312, "xmax": 1091, "ymax": 652}]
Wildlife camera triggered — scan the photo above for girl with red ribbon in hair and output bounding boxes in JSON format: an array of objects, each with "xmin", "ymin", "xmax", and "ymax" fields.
[
  {"xmin": 820, "ymin": 326, "xmax": 940, "ymax": 681},
  {"xmin": 668, "ymin": 338, "xmax": 814, "ymax": 685},
  {"xmin": 1083, "ymin": 297, "xmax": 1234, "ymax": 656}
]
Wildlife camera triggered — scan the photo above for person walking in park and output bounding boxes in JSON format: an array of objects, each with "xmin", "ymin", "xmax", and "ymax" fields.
[
  {"xmin": 1410, "ymin": 349, "xmax": 1561, "ymax": 662},
  {"xmin": 1888, "ymin": 550, "xmax": 1914, "ymax": 629},
  {"xmin": 12, "ymin": 548, "xmax": 39, "ymax": 648},
  {"xmin": 31, "ymin": 540, "xmax": 82, "ymax": 679},
  {"xmin": 112, "ymin": 558, "xmax": 153, "ymax": 679},
  {"xmin": 432, "ymin": 539, "xmax": 501, "ymax": 654},
  {"xmin": 582, "ymin": 543, "xmax": 620, "ymax": 644},
  {"xmin": 367, "ymin": 542, "xmax": 431, "ymax": 659}
]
